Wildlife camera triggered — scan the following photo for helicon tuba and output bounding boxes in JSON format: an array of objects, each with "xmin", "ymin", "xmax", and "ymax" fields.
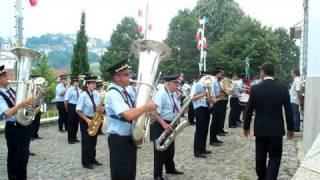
[
  {"xmin": 155, "ymin": 96, "xmax": 192, "ymax": 151},
  {"xmin": 10, "ymin": 47, "xmax": 45, "ymax": 126},
  {"xmin": 130, "ymin": 40, "xmax": 171, "ymax": 146}
]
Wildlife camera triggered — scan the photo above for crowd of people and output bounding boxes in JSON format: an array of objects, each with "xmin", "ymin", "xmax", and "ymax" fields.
[{"xmin": 0, "ymin": 60, "xmax": 304, "ymax": 180}]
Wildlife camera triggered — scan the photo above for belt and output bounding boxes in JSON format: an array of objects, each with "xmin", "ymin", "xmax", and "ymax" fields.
[
  {"xmin": 164, "ymin": 120, "xmax": 172, "ymax": 124},
  {"xmin": 6, "ymin": 121, "xmax": 23, "ymax": 127},
  {"xmin": 109, "ymin": 133, "xmax": 131, "ymax": 138}
]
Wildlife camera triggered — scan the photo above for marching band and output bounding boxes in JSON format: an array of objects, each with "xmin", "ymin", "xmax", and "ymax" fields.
[{"xmin": 1, "ymin": 58, "xmax": 296, "ymax": 180}]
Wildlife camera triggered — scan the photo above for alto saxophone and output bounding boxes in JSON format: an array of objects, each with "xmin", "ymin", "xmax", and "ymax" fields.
[{"xmin": 87, "ymin": 90, "xmax": 105, "ymax": 136}]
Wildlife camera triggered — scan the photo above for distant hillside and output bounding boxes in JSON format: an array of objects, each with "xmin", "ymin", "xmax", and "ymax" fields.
[
  {"xmin": 22, "ymin": 33, "xmax": 110, "ymax": 69},
  {"xmin": 0, "ymin": 37, "xmax": 4, "ymax": 45}
]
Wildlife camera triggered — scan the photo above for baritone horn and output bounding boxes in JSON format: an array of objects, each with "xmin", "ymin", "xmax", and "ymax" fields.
[{"xmin": 155, "ymin": 96, "xmax": 192, "ymax": 151}]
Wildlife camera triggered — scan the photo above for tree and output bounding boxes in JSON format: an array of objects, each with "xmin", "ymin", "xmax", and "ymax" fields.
[
  {"xmin": 70, "ymin": 12, "xmax": 90, "ymax": 76},
  {"xmin": 208, "ymin": 17, "xmax": 299, "ymax": 84},
  {"xmin": 31, "ymin": 54, "xmax": 56, "ymax": 102},
  {"xmin": 161, "ymin": 9, "xmax": 199, "ymax": 80},
  {"xmin": 192, "ymin": 0, "xmax": 244, "ymax": 44},
  {"xmin": 100, "ymin": 17, "xmax": 143, "ymax": 80}
]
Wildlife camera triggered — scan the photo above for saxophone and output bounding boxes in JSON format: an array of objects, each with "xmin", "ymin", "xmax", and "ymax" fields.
[
  {"xmin": 155, "ymin": 96, "xmax": 192, "ymax": 151},
  {"xmin": 87, "ymin": 89, "xmax": 105, "ymax": 136}
]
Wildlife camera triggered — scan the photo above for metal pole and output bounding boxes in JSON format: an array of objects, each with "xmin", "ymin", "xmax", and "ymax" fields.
[
  {"xmin": 15, "ymin": 0, "xmax": 23, "ymax": 47},
  {"xmin": 200, "ymin": 17, "xmax": 205, "ymax": 72},
  {"xmin": 144, "ymin": 0, "xmax": 150, "ymax": 40}
]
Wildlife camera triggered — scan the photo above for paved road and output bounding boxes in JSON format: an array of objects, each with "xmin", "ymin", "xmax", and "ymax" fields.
[{"xmin": 0, "ymin": 120, "xmax": 300, "ymax": 180}]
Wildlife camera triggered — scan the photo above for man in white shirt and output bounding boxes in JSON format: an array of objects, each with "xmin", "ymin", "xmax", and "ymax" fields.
[{"xmin": 289, "ymin": 69, "xmax": 303, "ymax": 132}]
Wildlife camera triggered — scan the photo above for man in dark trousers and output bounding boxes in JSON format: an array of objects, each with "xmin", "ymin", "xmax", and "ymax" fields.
[
  {"xmin": 30, "ymin": 75, "xmax": 45, "ymax": 140},
  {"xmin": 0, "ymin": 65, "xmax": 34, "ymax": 180},
  {"xmin": 151, "ymin": 74, "xmax": 184, "ymax": 180},
  {"xmin": 55, "ymin": 74, "xmax": 69, "ymax": 132},
  {"xmin": 244, "ymin": 62, "xmax": 294, "ymax": 180},
  {"xmin": 105, "ymin": 60, "xmax": 158, "ymax": 179}
]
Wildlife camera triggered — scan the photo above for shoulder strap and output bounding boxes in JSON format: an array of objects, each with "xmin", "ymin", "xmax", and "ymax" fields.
[
  {"xmin": 107, "ymin": 87, "xmax": 131, "ymax": 122},
  {"xmin": 0, "ymin": 91, "xmax": 14, "ymax": 108},
  {"xmin": 85, "ymin": 90, "xmax": 96, "ymax": 112},
  {"xmin": 108, "ymin": 87, "xmax": 135, "ymax": 108}
]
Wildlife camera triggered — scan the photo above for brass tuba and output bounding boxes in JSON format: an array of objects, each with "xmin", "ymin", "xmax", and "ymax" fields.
[
  {"xmin": 199, "ymin": 75, "xmax": 215, "ymax": 108},
  {"xmin": 155, "ymin": 96, "xmax": 192, "ymax": 151},
  {"xmin": 130, "ymin": 40, "xmax": 171, "ymax": 146},
  {"xmin": 10, "ymin": 47, "xmax": 45, "ymax": 126},
  {"xmin": 216, "ymin": 77, "xmax": 234, "ymax": 100}
]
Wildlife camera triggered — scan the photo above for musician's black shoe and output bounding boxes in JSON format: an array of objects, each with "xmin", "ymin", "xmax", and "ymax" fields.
[
  {"xmin": 210, "ymin": 140, "xmax": 223, "ymax": 146},
  {"xmin": 167, "ymin": 169, "xmax": 183, "ymax": 175},
  {"xmin": 218, "ymin": 131, "xmax": 228, "ymax": 136},
  {"xmin": 229, "ymin": 125, "xmax": 237, "ymax": 128},
  {"xmin": 59, "ymin": 129, "xmax": 66, "ymax": 133},
  {"xmin": 68, "ymin": 141, "xmax": 76, "ymax": 144},
  {"xmin": 154, "ymin": 176, "xmax": 164, "ymax": 180},
  {"xmin": 83, "ymin": 164, "xmax": 94, "ymax": 169},
  {"xmin": 203, "ymin": 150, "xmax": 212, "ymax": 154},
  {"xmin": 75, "ymin": 139, "xmax": 80, "ymax": 142},
  {"xmin": 194, "ymin": 153, "xmax": 207, "ymax": 158},
  {"xmin": 189, "ymin": 122, "xmax": 195, "ymax": 126},
  {"xmin": 92, "ymin": 160, "xmax": 103, "ymax": 166},
  {"xmin": 29, "ymin": 152, "xmax": 36, "ymax": 156}
]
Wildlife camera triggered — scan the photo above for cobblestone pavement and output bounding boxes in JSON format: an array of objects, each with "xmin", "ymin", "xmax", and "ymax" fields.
[{"xmin": 0, "ymin": 119, "xmax": 300, "ymax": 180}]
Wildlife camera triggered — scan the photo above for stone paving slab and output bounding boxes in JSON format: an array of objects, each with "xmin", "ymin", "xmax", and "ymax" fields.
[{"xmin": 0, "ymin": 119, "xmax": 300, "ymax": 180}]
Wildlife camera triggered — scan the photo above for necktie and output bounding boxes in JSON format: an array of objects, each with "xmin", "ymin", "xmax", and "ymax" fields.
[
  {"xmin": 171, "ymin": 93, "xmax": 179, "ymax": 113},
  {"xmin": 7, "ymin": 89, "xmax": 16, "ymax": 104},
  {"xmin": 75, "ymin": 87, "xmax": 79, "ymax": 98},
  {"xmin": 89, "ymin": 93, "xmax": 96, "ymax": 112}
]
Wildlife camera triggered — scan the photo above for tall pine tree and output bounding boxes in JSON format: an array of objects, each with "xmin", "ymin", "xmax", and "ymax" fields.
[{"xmin": 71, "ymin": 12, "xmax": 90, "ymax": 76}]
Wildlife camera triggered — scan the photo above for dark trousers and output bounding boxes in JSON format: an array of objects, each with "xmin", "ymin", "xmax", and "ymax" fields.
[
  {"xmin": 79, "ymin": 119, "xmax": 97, "ymax": 166},
  {"xmin": 108, "ymin": 134, "xmax": 137, "ymax": 180},
  {"xmin": 188, "ymin": 102, "xmax": 195, "ymax": 125},
  {"xmin": 67, "ymin": 104, "xmax": 79, "ymax": 142},
  {"xmin": 291, "ymin": 103, "xmax": 300, "ymax": 132},
  {"xmin": 219, "ymin": 99, "xmax": 228, "ymax": 132},
  {"xmin": 228, "ymin": 97, "xmax": 242, "ymax": 127},
  {"xmin": 210, "ymin": 101, "xmax": 224, "ymax": 142},
  {"xmin": 151, "ymin": 121, "xmax": 176, "ymax": 178},
  {"xmin": 31, "ymin": 112, "xmax": 41, "ymax": 138},
  {"xmin": 194, "ymin": 107, "xmax": 210, "ymax": 154},
  {"xmin": 255, "ymin": 137, "xmax": 283, "ymax": 180},
  {"xmin": 154, "ymin": 142, "xmax": 175, "ymax": 178},
  {"xmin": 5, "ymin": 122, "xmax": 31, "ymax": 180},
  {"xmin": 56, "ymin": 102, "xmax": 67, "ymax": 131}
]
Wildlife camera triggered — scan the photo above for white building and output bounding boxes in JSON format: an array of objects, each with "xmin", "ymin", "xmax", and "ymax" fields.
[{"xmin": 0, "ymin": 39, "xmax": 16, "ymax": 69}]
